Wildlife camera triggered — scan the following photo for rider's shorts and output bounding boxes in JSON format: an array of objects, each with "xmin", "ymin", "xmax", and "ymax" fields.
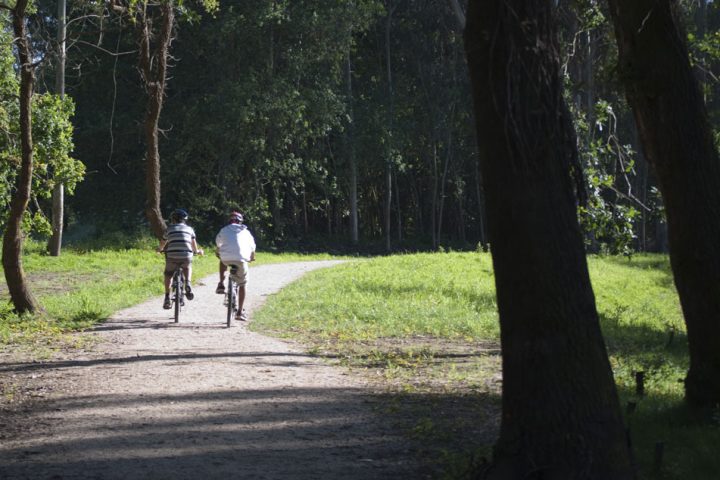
[
  {"xmin": 224, "ymin": 261, "xmax": 249, "ymax": 286},
  {"xmin": 164, "ymin": 257, "xmax": 191, "ymax": 275}
]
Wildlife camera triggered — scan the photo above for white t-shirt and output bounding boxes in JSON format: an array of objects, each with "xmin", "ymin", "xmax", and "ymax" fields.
[{"xmin": 216, "ymin": 224, "xmax": 256, "ymax": 263}]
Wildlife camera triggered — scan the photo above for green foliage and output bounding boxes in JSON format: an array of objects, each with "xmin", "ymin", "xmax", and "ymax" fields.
[
  {"xmin": 0, "ymin": 17, "xmax": 84, "ymax": 237},
  {"xmin": 574, "ymin": 99, "xmax": 645, "ymax": 254}
]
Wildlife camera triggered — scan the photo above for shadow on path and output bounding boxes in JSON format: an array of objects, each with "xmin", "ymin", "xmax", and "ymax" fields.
[{"xmin": 0, "ymin": 387, "xmax": 421, "ymax": 480}]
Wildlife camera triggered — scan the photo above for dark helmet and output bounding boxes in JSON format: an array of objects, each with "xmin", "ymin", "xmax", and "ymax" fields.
[
  {"xmin": 171, "ymin": 208, "xmax": 188, "ymax": 223},
  {"xmin": 229, "ymin": 211, "xmax": 243, "ymax": 224}
]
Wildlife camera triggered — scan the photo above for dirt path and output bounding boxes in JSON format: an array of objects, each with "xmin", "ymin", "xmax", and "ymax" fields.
[{"xmin": 0, "ymin": 261, "xmax": 421, "ymax": 480}]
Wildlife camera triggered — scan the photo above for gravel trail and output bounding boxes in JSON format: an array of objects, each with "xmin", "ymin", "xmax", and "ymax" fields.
[{"xmin": 0, "ymin": 261, "xmax": 420, "ymax": 479}]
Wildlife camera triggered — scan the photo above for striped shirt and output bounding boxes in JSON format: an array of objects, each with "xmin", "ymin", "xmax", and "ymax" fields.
[{"xmin": 163, "ymin": 223, "xmax": 196, "ymax": 260}]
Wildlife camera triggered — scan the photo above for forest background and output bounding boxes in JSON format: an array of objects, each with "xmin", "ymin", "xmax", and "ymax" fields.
[{"xmin": 4, "ymin": 0, "xmax": 715, "ymax": 255}]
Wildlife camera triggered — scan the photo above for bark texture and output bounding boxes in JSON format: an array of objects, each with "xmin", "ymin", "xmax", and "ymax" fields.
[
  {"xmin": 48, "ymin": 0, "xmax": 67, "ymax": 257},
  {"xmin": 464, "ymin": 1, "xmax": 633, "ymax": 478},
  {"xmin": 138, "ymin": 1, "xmax": 174, "ymax": 239},
  {"xmin": 607, "ymin": 0, "xmax": 720, "ymax": 407},
  {"xmin": 2, "ymin": 0, "xmax": 40, "ymax": 314}
]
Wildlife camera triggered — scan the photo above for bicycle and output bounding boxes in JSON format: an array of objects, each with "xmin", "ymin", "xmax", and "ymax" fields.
[{"xmin": 170, "ymin": 264, "xmax": 186, "ymax": 323}]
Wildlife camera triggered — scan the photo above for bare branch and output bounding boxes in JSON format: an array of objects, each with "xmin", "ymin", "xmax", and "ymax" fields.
[{"xmin": 74, "ymin": 39, "xmax": 136, "ymax": 57}]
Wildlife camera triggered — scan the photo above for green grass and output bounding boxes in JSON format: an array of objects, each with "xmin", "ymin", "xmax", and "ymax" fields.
[
  {"xmin": 253, "ymin": 252, "xmax": 499, "ymax": 342},
  {"xmin": 0, "ymin": 240, "xmax": 343, "ymax": 351},
  {"xmin": 251, "ymin": 252, "xmax": 718, "ymax": 480}
]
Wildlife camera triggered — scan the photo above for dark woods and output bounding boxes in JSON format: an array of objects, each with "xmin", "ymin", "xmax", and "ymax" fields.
[{"xmin": 34, "ymin": 0, "xmax": 710, "ymax": 253}]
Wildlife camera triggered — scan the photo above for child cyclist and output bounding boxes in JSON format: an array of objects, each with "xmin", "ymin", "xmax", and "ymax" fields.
[{"xmin": 157, "ymin": 208, "xmax": 204, "ymax": 309}]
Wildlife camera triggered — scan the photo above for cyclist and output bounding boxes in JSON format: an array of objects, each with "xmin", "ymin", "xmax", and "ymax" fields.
[
  {"xmin": 158, "ymin": 208, "xmax": 204, "ymax": 309},
  {"xmin": 215, "ymin": 211, "xmax": 256, "ymax": 320}
]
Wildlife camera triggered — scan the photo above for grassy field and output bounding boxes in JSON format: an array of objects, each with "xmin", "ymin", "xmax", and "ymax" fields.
[
  {"xmin": 1, "ymin": 246, "xmax": 715, "ymax": 478},
  {"xmin": 251, "ymin": 252, "xmax": 717, "ymax": 480}
]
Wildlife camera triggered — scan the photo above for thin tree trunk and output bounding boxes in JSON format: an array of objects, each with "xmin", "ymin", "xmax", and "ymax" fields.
[
  {"xmin": 464, "ymin": 2, "xmax": 633, "ymax": 477},
  {"xmin": 384, "ymin": 4, "xmax": 396, "ymax": 253},
  {"xmin": 607, "ymin": 0, "xmax": 720, "ymax": 406},
  {"xmin": 431, "ymin": 142, "xmax": 438, "ymax": 249},
  {"xmin": 346, "ymin": 51, "xmax": 359, "ymax": 245},
  {"xmin": 302, "ymin": 189, "xmax": 309, "ymax": 235},
  {"xmin": 448, "ymin": 0, "xmax": 465, "ymax": 30},
  {"xmin": 394, "ymin": 169, "xmax": 402, "ymax": 242},
  {"xmin": 49, "ymin": 0, "xmax": 66, "ymax": 256},
  {"xmin": 2, "ymin": 0, "xmax": 41, "ymax": 314},
  {"xmin": 474, "ymin": 159, "xmax": 486, "ymax": 247},
  {"xmin": 385, "ymin": 9, "xmax": 393, "ymax": 252},
  {"xmin": 437, "ymin": 125, "xmax": 453, "ymax": 243},
  {"xmin": 138, "ymin": 1, "xmax": 174, "ymax": 239}
]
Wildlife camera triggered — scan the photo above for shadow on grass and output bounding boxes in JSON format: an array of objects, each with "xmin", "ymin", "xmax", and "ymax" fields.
[
  {"xmin": 601, "ymin": 255, "xmax": 672, "ymax": 273},
  {"xmin": 600, "ymin": 312, "xmax": 689, "ymax": 367},
  {"xmin": 349, "ymin": 279, "xmax": 497, "ymax": 310},
  {"xmin": 618, "ymin": 385, "xmax": 720, "ymax": 480}
]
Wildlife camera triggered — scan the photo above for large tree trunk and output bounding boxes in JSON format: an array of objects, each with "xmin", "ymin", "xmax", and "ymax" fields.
[
  {"xmin": 607, "ymin": 0, "xmax": 720, "ymax": 407},
  {"xmin": 2, "ymin": 0, "xmax": 40, "ymax": 314},
  {"xmin": 464, "ymin": 2, "xmax": 633, "ymax": 477},
  {"xmin": 48, "ymin": 0, "xmax": 67, "ymax": 256},
  {"xmin": 138, "ymin": 1, "xmax": 174, "ymax": 239}
]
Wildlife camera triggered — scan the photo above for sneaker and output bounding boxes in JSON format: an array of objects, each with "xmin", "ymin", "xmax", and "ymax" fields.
[
  {"xmin": 236, "ymin": 309, "xmax": 248, "ymax": 321},
  {"xmin": 215, "ymin": 282, "xmax": 225, "ymax": 295},
  {"xmin": 163, "ymin": 295, "xmax": 171, "ymax": 310},
  {"xmin": 185, "ymin": 285, "xmax": 194, "ymax": 301}
]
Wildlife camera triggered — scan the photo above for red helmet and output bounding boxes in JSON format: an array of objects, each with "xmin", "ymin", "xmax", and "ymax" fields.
[{"xmin": 229, "ymin": 211, "xmax": 243, "ymax": 224}]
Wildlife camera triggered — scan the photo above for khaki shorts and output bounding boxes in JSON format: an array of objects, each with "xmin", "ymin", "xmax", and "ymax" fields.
[
  {"xmin": 224, "ymin": 261, "xmax": 249, "ymax": 286},
  {"xmin": 164, "ymin": 257, "xmax": 191, "ymax": 276}
]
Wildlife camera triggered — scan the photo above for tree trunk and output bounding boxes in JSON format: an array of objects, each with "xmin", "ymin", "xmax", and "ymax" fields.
[
  {"xmin": 431, "ymin": 142, "xmax": 438, "ymax": 249},
  {"xmin": 49, "ymin": 0, "xmax": 67, "ymax": 256},
  {"xmin": 384, "ymin": 1, "xmax": 399, "ymax": 252},
  {"xmin": 607, "ymin": 0, "xmax": 720, "ymax": 407},
  {"xmin": 138, "ymin": 1, "xmax": 174, "ymax": 239},
  {"xmin": 474, "ymin": 159, "xmax": 487, "ymax": 248},
  {"xmin": 464, "ymin": 2, "xmax": 633, "ymax": 477},
  {"xmin": 437, "ymin": 124, "xmax": 453, "ymax": 244},
  {"xmin": 346, "ymin": 51, "xmax": 359, "ymax": 245},
  {"xmin": 394, "ymin": 168, "xmax": 402, "ymax": 243},
  {"xmin": 2, "ymin": 0, "xmax": 41, "ymax": 314},
  {"xmin": 448, "ymin": 0, "xmax": 465, "ymax": 31}
]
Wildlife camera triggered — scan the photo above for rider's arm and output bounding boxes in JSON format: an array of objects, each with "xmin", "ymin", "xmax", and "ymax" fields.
[
  {"xmin": 157, "ymin": 239, "xmax": 167, "ymax": 253},
  {"xmin": 191, "ymin": 238, "xmax": 204, "ymax": 255}
]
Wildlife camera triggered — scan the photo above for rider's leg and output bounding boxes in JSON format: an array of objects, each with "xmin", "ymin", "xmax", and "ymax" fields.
[
  {"xmin": 216, "ymin": 261, "xmax": 227, "ymax": 294},
  {"xmin": 162, "ymin": 271, "xmax": 172, "ymax": 309},
  {"xmin": 236, "ymin": 285, "xmax": 247, "ymax": 320},
  {"xmin": 235, "ymin": 263, "xmax": 249, "ymax": 320},
  {"xmin": 219, "ymin": 261, "xmax": 226, "ymax": 282},
  {"xmin": 163, "ymin": 259, "xmax": 174, "ymax": 294},
  {"xmin": 163, "ymin": 272, "xmax": 172, "ymax": 294},
  {"xmin": 183, "ymin": 262, "xmax": 195, "ymax": 300}
]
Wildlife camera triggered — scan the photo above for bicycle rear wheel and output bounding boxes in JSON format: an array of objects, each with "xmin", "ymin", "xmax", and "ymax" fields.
[
  {"xmin": 174, "ymin": 270, "xmax": 183, "ymax": 323},
  {"xmin": 226, "ymin": 276, "xmax": 234, "ymax": 327}
]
